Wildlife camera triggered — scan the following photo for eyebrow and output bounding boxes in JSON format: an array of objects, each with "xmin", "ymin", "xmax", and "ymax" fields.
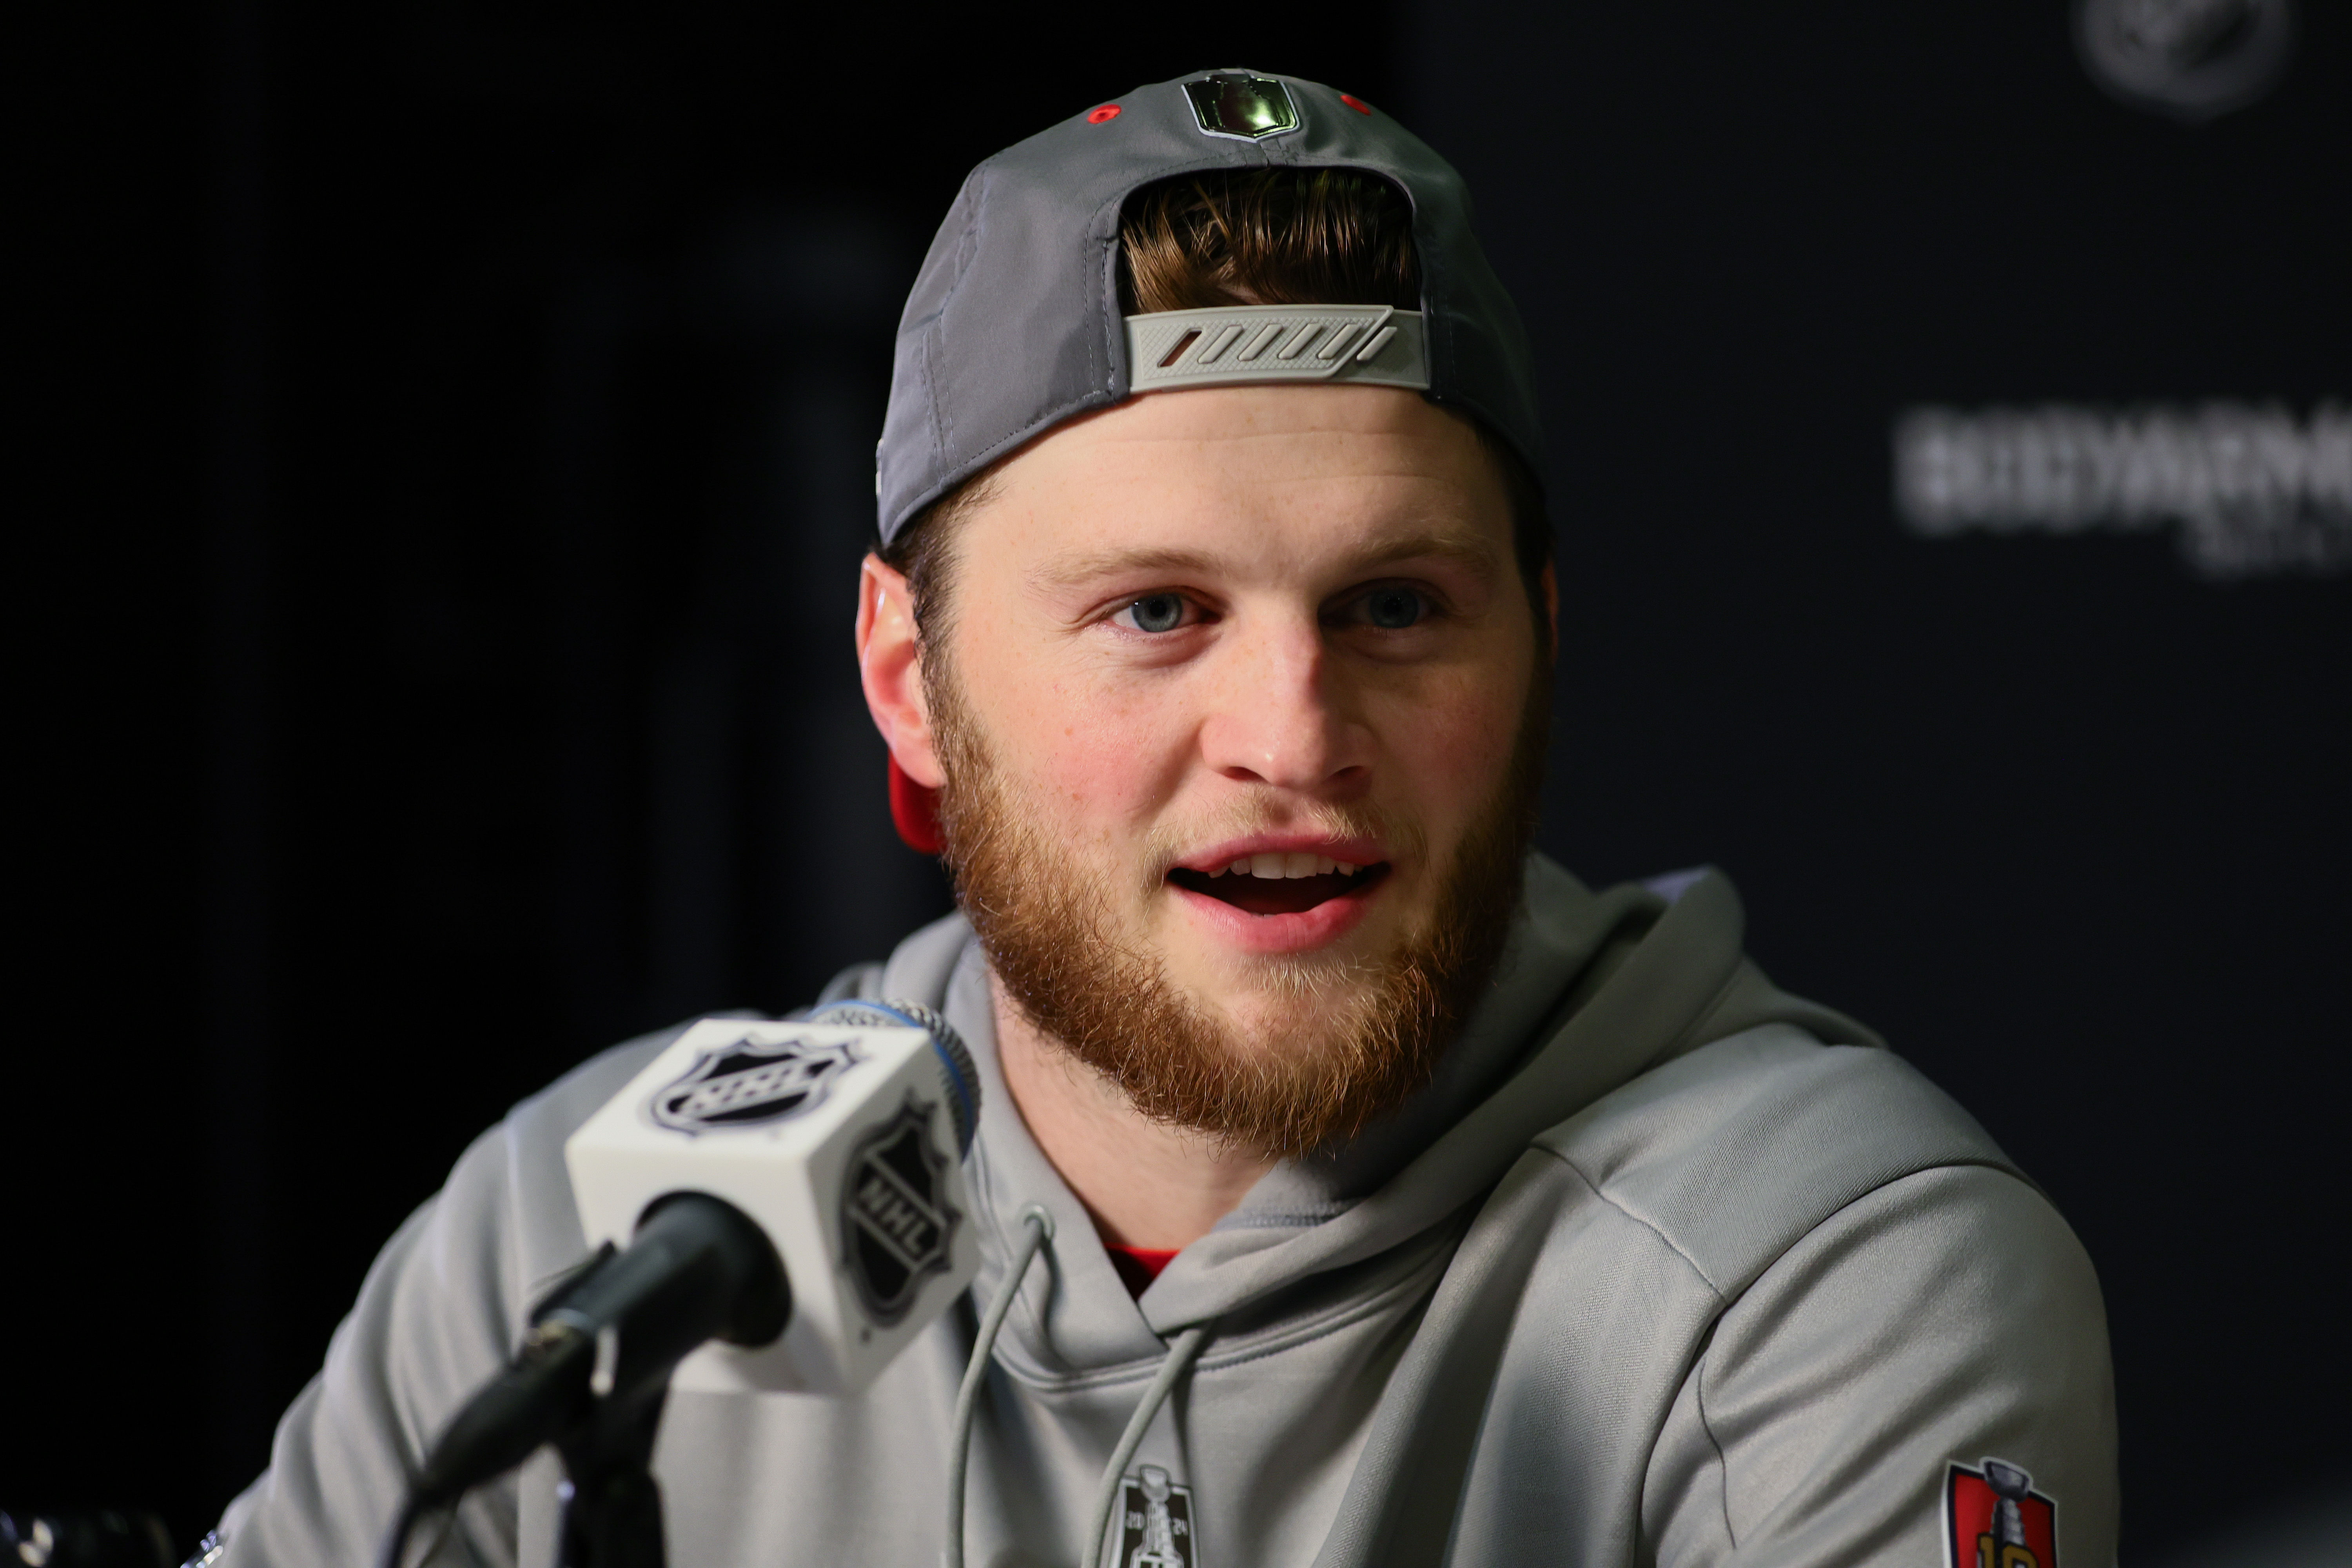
[{"xmin": 1031, "ymin": 533, "xmax": 1501, "ymax": 592}]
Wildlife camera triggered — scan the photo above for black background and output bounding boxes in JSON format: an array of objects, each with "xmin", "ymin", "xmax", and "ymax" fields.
[{"xmin": 10, "ymin": 2, "xmax": 2347, "ymax": 1559}]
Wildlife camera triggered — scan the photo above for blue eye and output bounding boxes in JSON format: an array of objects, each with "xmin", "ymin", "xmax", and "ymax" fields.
[
  {"xmin": 1361, "ymin": 587, "xmax": 1427, "ymax": 629},
  {"xmin": 1119, "ymin": 593, "xmax": 1188, "ymax": 633}
]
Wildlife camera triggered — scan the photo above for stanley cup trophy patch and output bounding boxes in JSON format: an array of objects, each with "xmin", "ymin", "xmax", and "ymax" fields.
[
  {"xmin": 1112, "ymin": 1466, "xmax": 1197, "ymax": 1568},
  {"xmin": 840, "ymin": 1095, "xmax": 960, "ymax": 1327},
  {"xmin": 1946, "ymin": 1459, "xmax": 2057, "ymax": 1568}
]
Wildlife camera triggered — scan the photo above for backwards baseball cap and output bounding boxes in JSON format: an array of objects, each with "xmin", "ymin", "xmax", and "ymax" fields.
[{"xmin": 875, "ymin": 67, "xmax": 1546, "ymax": 546}]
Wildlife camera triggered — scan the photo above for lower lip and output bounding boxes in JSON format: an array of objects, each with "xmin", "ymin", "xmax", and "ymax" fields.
[{"xmin": 1168, "ymin": 875, "xmax": 1384, "ymax": 955}]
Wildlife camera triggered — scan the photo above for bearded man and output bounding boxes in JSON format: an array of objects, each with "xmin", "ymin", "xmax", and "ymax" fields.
[{"xmin": 206, "ymin": 70, "xmax": 2118, "ymax": 1568}]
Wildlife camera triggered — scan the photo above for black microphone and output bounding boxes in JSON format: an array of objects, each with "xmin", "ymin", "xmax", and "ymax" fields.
[{"xmin": 405, "ymin": 1192, "xmax": 789, "ymax": 1513}]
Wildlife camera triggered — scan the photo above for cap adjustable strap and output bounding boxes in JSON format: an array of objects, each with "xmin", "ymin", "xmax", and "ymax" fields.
[{"xmin": 1125, "ymin": 305, "xmax": 1429, "ymax": 394}]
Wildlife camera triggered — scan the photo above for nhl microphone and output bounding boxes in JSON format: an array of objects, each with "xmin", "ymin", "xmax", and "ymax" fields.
[{"xmin": 402, "ymin": 1000, "xmax": 982, "ymax": 1513}]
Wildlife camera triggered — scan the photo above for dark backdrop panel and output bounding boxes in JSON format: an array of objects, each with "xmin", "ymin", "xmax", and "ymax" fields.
[
  {"xmin": 1400, "ymin": 1, "xmax": 2349, "ymax": 1557},
  {"xmin": 8, "ymin": 4, "xmax": 1405, "ymax": 1549},
  {"xmin": 11, "ymin": 0, "xmax": 211, "ymax": 1540}
]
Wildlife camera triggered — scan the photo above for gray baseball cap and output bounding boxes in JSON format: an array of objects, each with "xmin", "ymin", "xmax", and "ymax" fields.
[{"xmin": 876, "ymin": 67, "xmax": 1544, "ymax": 544}]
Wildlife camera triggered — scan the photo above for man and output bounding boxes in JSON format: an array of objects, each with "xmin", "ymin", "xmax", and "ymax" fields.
[{"xmin": 210, "ymin": 70, "xmax": 2117, "ymax": 1567}]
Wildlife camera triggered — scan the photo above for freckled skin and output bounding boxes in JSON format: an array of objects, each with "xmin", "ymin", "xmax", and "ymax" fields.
[{"xmin": 856, "ymin": 385, "xmax": 1555, "ymax": 1245}]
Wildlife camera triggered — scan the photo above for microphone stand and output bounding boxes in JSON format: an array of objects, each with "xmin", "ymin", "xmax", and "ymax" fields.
[
  {"xmin": 533, "ymin": 1192, "xmax": 789, "ymax": 1568},
  {"xmin": 553, "ymin": 1377, "xmax": 670, "ymax": 1568}
]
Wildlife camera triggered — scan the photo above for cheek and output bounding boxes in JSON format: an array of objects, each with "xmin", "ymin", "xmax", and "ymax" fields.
[
  {"xmin": 1369, "ymin": 664, "xmax": 1530, "ymax": 822},
  {"xmin": 976, "ymin": 655, "xmax": 1193, "ymax": 829}
]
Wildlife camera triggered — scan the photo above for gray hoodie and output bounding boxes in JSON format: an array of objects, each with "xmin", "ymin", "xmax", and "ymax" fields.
[{"xmin": 214, "ymin": 857, "xmax": 2118, "ymax": 1567}]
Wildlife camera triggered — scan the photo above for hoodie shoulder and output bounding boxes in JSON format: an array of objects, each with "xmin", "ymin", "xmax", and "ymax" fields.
[
  {"xmin": 212, "ymin": 1017, "xmax": 716, "ymax": 1568},
  {"xmin": 1532, "ymin": 1023, "xmax": 2022, "ymax": 1299},
  {"xmin": 474, "ymin": 1019, "xmax": 718, "ymax": 1296}
]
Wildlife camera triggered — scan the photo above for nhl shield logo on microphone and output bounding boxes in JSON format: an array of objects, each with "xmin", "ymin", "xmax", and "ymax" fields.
[
  {"xmin": 650, "ymin": 1031, "xmax": 863, "ymax": 1133},
  {"xmin": 840, "ymin": 1094, "xmax": 962, "ymax": 1327}
]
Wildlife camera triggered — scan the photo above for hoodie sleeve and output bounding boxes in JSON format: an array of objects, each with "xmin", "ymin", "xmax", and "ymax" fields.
[
  {"xmin": 211, "ymin": 1120, "xmax": 532, "ymax": 1568},
  {"xmin": 207, "ymin": 1029, "xmax": 692, "ymax": 1567},
  {"xmin": 1639, "ymin": 1163, "xmax": 2118, "ymax": 1568}
]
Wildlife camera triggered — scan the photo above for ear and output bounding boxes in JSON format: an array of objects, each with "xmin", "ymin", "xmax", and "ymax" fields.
[{"xmin": 857, "ymin": 554, "xmax": 945, "ymax": 789}]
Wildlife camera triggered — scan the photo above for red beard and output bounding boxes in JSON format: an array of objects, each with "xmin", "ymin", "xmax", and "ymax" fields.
[{"xmin": 927, "ymin": 653, "xmax": 1548, "ymax": 1159}]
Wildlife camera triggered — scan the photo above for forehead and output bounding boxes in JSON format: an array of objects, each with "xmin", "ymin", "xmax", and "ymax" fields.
[{"xmin": 961, "ymin": 385, "xmax": 1511, "ymax": 571}]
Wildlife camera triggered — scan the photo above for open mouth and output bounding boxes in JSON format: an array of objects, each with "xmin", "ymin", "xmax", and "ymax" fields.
[{"xmin": 1167, "ymin": 853, "xmax": 1392, "ymax": 916}]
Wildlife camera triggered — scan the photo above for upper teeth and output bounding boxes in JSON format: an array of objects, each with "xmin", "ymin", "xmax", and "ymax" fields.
[{"xmin": 1209, "ymin": 853, "xmax": 1364, "ymax": 879}]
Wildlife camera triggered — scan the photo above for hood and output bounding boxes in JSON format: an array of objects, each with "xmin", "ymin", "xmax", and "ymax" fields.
[{"xmin": 873, "ymin": 853, "xmax": 1879, "ymax": 1373}]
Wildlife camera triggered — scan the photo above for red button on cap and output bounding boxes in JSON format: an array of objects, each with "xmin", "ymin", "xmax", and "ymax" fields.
[
  {"xmin": 1340, "ymin": 93, "xmax": 1372, "ymax": 114},
  {"xmin": 1087, "ymin": 104, "xmax": 1122, "ymax": 124}
]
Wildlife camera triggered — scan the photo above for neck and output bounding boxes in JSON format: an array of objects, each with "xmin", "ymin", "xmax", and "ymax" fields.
[{"xmin": 993, "ymin": 978, "xmax": 1276, "ymax": 1251}]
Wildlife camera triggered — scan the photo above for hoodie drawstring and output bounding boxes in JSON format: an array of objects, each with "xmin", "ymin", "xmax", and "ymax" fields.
[
  {"xmin": 1079, "ymin": 1321, "xmax": 1213, "ymax": 1568},
  {"xmin": 944, "ymin": 1205, "xmax": 1218, "ymax": 1568},
  {"xmin": 946, "ymin": 1203, "xmax": 1054, "ymax": 1568}
]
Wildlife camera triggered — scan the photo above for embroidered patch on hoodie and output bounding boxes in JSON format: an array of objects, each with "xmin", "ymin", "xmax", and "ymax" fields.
[
  {"xmin": 1947, "ymin": 1458, "xmax": 2057, "ymax": 1568},
  {"xmin": 1112, "ymin": 1465, "xmax": 1196, "ymax": 1568}
]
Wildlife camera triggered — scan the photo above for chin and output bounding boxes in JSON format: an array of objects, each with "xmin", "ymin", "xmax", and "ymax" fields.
[{"xmin": 1176, "ymin": 948, "xmax": 1390, "ymax": 1025}]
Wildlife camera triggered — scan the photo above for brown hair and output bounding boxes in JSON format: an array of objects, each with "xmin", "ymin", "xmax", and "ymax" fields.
[
  {"xmin": 1118, "ymin": 166, "xmax": 1422, "ymax": 314},
  {"xmin": 883, "ymin": 167, "xmax": 1550, "ymax": 639}
]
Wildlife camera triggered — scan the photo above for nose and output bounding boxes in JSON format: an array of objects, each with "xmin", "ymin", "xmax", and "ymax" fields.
[{"xmin": 1195, "ymin": 612, "xmax": 1371, "ymax": 793}]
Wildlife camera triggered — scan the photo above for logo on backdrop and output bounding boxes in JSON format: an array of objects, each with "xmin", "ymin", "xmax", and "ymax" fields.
[
  {"xmin": 2074, "ymin": 0, "xmax": 2297, "ymax": 122},
  {"xmin": 1893, "ymin": 401, "xmax": 2351, "ymax": 580},
  {"xmin": 650, "ymin": 1031, "xmax": 862, "ymax": 1133},
  {"xmin": 1946, "ymin": 1458, "xmax": 2058, "ymax": 1568},
  {"xmin": 839, "ymin": 1095, "xmax": 960, "ymax": 1326},
  {"xmin": 1112, "ymin": 1465, "xmax": 1198, "ymax": 1568}
]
